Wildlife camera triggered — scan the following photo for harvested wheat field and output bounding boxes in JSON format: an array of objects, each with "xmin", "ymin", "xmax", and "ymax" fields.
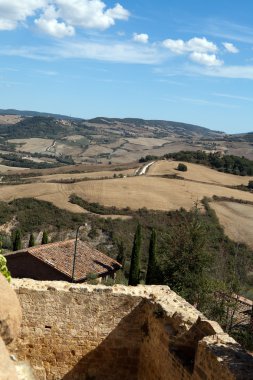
[
  {"xmin": 31, "ymin": 168, "xmax": 135, "ymax": 182},
  {"xmin": 0, "ymin": 164, "xmax": 28, "ymax": 173},
  {"xmin": 71, "ymin": 177, "xmax": 253, "ymax": 211},
  {"xmin": 211, "ymin": 201, "xmax": 253, "ymax": 248},
  {"xmin": 126, "ymin": 137, "xmax": 169, "ymax": 147},
  {"xmin": 0, "ymin": 183, "xmax": 84, "ymax": 213},
  {"xmin": 148, "ymin": 160, "xmax": 252, "ymax": 187},
  {"xmin": 7, "ymin": 138, "xmax": 54, "ymax": 154},
  {"xmin": 0, "ymin": 172, "xmax": 252, "ymax": 214}
]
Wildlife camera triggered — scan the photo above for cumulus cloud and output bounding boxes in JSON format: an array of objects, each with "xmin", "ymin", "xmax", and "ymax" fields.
[
  {"xmin": 162, "ymin": 37, "xmax": 217, "ymax": 54},
  {"xmin": 0, "ymin": 0, "xmax": 130, "ymax": 36},
  {"xmin": 35, "ymin": 16, "xmax": 75, "ymax": 38},
  {"xmin": 162, "ymin": 36, "xmax": 222, "ymax": 67},
  {"xmin": 35, "ymin": 4, "xmax": 75, "ymax": 38},
  {"xmin": 0, "ymin": 0, "xmax": 47, "ymax": 30},
  {"xmin": 222, "ymin": 42, "xmax": 239, "ymax": 53},
  {"xmin": 190, "ymin": 52, "xmax": 223, "ymax": 66},
  {"xmin": 133, "ymin": 33, "xmax": 149, "ymax": 43},
  {"xmin": 53, "ymin": 0, "xmax": 129, "ymax": 30}
]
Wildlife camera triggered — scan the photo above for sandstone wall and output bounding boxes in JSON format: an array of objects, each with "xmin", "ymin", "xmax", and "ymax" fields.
[
  {"xmin": 0, "ymin": 274, "xmax": 22, "ymax": 380},
  {"xmin": 10, "ymin": 279, "xmax": 253, "ymax": 380}
]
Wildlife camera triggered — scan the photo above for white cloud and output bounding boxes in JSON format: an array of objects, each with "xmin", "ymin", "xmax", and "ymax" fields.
[
  {"xmin": 0, "ymin": 0, "xmax": 47, "ymax": 30},
  {"xmin": 222, "ymin": 42, "xmax": 239, "ymax": 53},
  {"xmin": 162, "ymin": 37, "xmax": 217, "ymax": 54},
  {"xmin": 162, "ymin": 36, "xmax": 221, "ymax": 67},
  {"xmin": 48, "ymin": 0, "xmax": 129, "ymax": 30},
  {"xmin": 133, "ymin": 33, "xmax": 149, "ymax": 44},
  {"xmin": 187, "ymin": 37, "xmax": 217, "ymax": 53},
  {"xmin": 162, "ymin": 39, "xmax": 185, "ymax": 54},
  {"xmin": 190, "ymin": 52, "xmax": 223, "ymax": 66},
  {"xmin": 0, "ymin": 19, "xmax": 17, "ymax": 30},
  {"xmin": 0, "ymin": 0, "xmax": 130, "ymax": 35},
  {"xmin": 189, "ymin": 64, "xmax": 253, "ymax": 80},
  {"xmin": 56, "ymin": 40, "xmax": 162, "ymax": 64},
  {"xmin": 0, "ymin": 39, "xmax": 164, "ymax": 64},
  {"xmin": 214, "ymin": 93, "xmax": 253, "ymax": 102},
  {"xmin": 105, "ymin": 3, "xmax": 129, "ymax": 20},
  {"xmin": 35, "ymin": 5, "xmax": 74, "ymax": 38},
  {"xmin": 35, "ymin": 17, "xmax": 75, "ymax": 38}
]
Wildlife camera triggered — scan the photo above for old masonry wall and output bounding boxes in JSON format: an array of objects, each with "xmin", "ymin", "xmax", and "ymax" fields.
[{"xmin": 10, "ymin": 279, "xmax": 253, "ymax": 380}]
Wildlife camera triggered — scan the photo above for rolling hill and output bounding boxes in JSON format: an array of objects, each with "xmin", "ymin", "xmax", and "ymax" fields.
[{"xmin": 0, "ymin": 109, "xmax": 252, "ymax": 170}]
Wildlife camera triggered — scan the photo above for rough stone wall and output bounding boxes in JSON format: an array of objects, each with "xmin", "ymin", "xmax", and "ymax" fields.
[
  {"xmin": 0, "ymin": 274, "xmax": 34, "ymax": 380},
  {"xmin": 10, "ymin": 279, "xmax": 253, "ymax": 380}
]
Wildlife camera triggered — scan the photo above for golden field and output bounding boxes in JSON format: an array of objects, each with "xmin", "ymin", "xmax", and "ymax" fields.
[
  {"xmin": 0, "ymin": 160, "xmax": 252, "ymax": 246},
  {"xmin": 211, "ymin": 201, "xmax": 253, "ymax": 249}
]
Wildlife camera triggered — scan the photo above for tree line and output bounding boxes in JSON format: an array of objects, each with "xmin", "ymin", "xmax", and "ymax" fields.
[
  {"xmin": 116, "ymin": 204, "xmax": 253, "ymax": 350},
  {"xmin": 11, "ymin": 230, "xmax": 49, "ymax": 251},
  {"xmin": 140, "ymin": 150, "xmax": 253, "ymax": 176}
]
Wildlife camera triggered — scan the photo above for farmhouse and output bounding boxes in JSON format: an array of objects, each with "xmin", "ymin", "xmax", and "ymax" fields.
[{"xmin": 5, "ymin": 239, "xmax": 121, "ymax": 282}]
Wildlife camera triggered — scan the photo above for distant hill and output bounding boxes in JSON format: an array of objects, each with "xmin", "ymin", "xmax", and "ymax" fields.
[
  {"xmin": 0, "ymin": 109, "xmax": 221, "ymax": 135},
  {"xmin": 83, "ymin": 116, "xmax": 223, "ymax": 136},
  {"xmin": 0, "ymin": 109, "xmax": 81, "ymax": 121},
  {"xmin": 0, "ymin": 109, "xmax": 252, "ymax": 167}
]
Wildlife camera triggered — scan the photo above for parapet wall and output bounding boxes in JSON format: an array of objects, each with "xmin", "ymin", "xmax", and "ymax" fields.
[{"xmin": 10, "ymin": 279, "xmax": 253, "ymax": 380}]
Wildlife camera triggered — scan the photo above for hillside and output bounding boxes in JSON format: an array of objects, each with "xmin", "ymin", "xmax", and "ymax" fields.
[{"xmin": 0, "ymin": 110, "xmax": 252, "ymax": 169}]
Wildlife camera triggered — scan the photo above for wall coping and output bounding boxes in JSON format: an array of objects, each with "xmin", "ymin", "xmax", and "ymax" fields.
[{"xmin": 12, "ymin": 278, "xmax": 214, "ymax": 332}]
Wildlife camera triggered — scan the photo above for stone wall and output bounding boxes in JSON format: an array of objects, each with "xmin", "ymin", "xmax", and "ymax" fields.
[
  {"xmin": 0, "ymin": 274, "xmax": 36, "ymax": 380},
  {"xmin": 10, "ymin": 279, "xmax": 253, "ymax": 380}
]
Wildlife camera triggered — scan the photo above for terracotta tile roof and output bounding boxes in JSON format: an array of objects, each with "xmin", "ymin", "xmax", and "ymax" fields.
[{"xmin": 12, "ymin": 240, "xmax": 121, "ymax": 281}]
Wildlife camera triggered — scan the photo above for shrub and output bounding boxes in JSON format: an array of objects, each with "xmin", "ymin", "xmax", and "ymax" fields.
[
  {"xmin": 0, "ymin": 241, "xmax": 11, "ymax": 282},
  {"xmin": 248, "ymin": 180, "xmax": 253, "ymax": 189},
  {"xmin": 177, "ymin": 163, "xmax": 188, "ymax": 172}
]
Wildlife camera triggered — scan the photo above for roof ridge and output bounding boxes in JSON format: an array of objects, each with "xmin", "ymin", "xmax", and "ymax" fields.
[{"xmin": 27, "ymin": 239, "xmax": 76, "ymax": 252}]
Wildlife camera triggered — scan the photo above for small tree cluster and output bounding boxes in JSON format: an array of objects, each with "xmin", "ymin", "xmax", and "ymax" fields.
[
  {"xmin": 248, "ymin": 180, "xmax": 253, "ymax": 189},
  {"xmin": 128, "ymin": 225, "xmax": 161, "ymax": 286},
  {"xmin": 177, "ymin": 163, "xmax": 188, "ymax": 172}
]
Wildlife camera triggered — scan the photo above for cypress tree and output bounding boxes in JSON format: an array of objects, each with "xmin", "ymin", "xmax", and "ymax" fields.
[
  {"xmin": 128, "ymin": 224, "xmax": 142, "ymax": 286},
  {"xmin": 116, "ymin": 241, "xmax": 125, "ymax": 269},
  {"xmin": 28, "ymin": 233, "xmax": 35, "ymax": 247},
  {"xmin": 42, "ymin": 231, "xmax": 48, "ymax": 245},
  {"xmin": 12, "ymin": 229, "xmax": 22, "ymax": 251},
  {"xmin": 146, "ymin": 229, "xmax": 158, "ymax": 285}
]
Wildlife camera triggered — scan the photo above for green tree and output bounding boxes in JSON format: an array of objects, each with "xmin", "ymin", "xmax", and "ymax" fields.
[
  {"xmin": 41, "ymin": 231, "xmax": 48, "ymax": 245},
  {"xmin": 0, "ymin": 240, "xmax": 11, "ymax": 282},
  {"xmin": 28, "ymin": 233, "xmax": 35, "ymax": 247},
  {"xmin": 161, "ymin": 206, "xmax": 213, "ymax": 308},
  {"xmin": 146, "ymin": 229, "xmax": 159, "ymax": 285},
  {"xmin": 116, "ymin": 241, "xmax": 125, "ymax": 269},
  {"xmin": 177, "ymin": 163, "xmax": 187, "ymax": 172},
  {"xmin": 128, "ymin": 224, "xmax": 142, "ymax": 286},
  {"xmin": 12, "ymin": 229, "xmax": 22, "ymax": 251},
  {"xmin": 248, "ymin": 180, "xmax": 253, "ymax": 189}
]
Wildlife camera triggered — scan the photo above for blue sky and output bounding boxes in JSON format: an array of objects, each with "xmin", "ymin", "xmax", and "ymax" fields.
[{"xmin": 0, "ymin": 1, "xmax": 253, "ymax": 133}]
